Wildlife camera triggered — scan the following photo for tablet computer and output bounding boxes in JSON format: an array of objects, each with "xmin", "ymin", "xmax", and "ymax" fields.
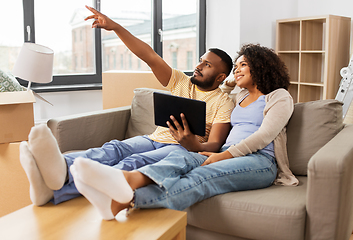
[{"xmin": 153, "ymin": 92, "xmax": 206, "ymax": 136}]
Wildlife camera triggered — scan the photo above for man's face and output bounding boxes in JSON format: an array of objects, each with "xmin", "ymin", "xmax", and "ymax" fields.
[{"xmin": 190, "ymin": 51, "xmax": 225, "ymax": 91}]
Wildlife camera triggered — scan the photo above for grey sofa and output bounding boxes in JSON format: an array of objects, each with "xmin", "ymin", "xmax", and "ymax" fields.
[{"xmin": 47, "ymin": 88, "xmax": 353, "ymax": 240}]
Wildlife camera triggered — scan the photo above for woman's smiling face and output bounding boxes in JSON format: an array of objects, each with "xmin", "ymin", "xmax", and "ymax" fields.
[{"xmin": 233, "ymin": 55, "xmax": 254, "ymax": 89}]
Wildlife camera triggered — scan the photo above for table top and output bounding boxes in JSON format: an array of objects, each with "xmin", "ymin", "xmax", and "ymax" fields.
[{"xmin": 0, "ymin": 196, "xmax": 187, "ymax": 240}]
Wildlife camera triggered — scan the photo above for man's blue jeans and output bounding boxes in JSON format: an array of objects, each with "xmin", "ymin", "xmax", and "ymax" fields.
[
  {"xmin": 135, "ymin": 148, "xmax": 277, "ymax": 211},
  {"xmin": 52, "ymin": 136, "xmax": 186, "ymax": 204}
]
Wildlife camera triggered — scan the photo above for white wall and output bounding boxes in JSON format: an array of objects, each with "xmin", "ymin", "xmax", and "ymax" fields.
[
  {"xmin": 209, "ymin": 0, "xmax": 353, "ymax": 51},
  {"xmin": 206, "ymin": 0, "xmax": 241, "ymax": 60},
  {"xmin": 34, "ymin": 0, "xmax": 353, "ymax": 124},
  {"xmin": 239, "ymin": 0, "xmax": 298, "ymax": 49},
  {"xmin": 239, "ymin": 0, "xmax": 353, "ymax": 51},
  {"xmin": 297, "ymin": 0, "xmax": 352, "ymax": 18}
]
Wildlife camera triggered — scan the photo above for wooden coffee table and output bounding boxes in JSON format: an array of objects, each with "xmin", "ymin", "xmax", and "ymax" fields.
[{"xmin": 0, "ymin": 196, "xmax": 187, "ymax": 240}]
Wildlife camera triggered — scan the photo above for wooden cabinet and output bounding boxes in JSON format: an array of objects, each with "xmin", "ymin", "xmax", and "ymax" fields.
[{"xmin": 276, "ymin": 15, "xmax": 351, "ymax": 103}]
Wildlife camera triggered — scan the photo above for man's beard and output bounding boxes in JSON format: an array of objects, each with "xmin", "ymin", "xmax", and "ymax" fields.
[{"xmin": 190, "ymin": 75, "xmax": 216, "ymax": 89}]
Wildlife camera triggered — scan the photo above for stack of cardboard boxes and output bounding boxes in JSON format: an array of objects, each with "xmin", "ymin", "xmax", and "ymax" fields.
[{"xmin": 0, "ymin": 90, "xmax": 35, "ymax": 217}]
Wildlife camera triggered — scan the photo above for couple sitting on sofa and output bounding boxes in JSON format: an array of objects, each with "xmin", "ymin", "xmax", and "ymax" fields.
[{"xmin": 20, "ymin": 6, "xmax": 298, "ymax": 221}]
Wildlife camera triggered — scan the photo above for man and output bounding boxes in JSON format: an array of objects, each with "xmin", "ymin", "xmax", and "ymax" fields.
[{"xmin": 19, "ymin": 6, "xmax": 234, "ymax": 206}]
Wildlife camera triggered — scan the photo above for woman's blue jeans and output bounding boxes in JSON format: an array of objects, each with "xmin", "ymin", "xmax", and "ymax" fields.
[
  {"xmin": 135, "ymin": 148, "xmax": 277, "ymax": 211},
  {"xmin": 52, "ymin": 136, "xmax": 185, "ymax": 204}
]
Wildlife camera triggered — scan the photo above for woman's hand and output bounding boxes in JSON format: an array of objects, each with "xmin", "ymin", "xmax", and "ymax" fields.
[
  {"xmin": 85, "ymin": 5, "xmax": 117, "ymax": 30},
  {"xmin": 199, "ymin": 150, "xmax": 233, "ymax": 166},
  {"xmin": 167, "ymin": 113, "xmax": 200, "ymax": 151}
]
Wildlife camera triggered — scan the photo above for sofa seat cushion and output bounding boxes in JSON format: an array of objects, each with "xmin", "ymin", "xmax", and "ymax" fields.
[{"xmin": 186, "ymin": 176, "xmax": 307, "ymax": 240}]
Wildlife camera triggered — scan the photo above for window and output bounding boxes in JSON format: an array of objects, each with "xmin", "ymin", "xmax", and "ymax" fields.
[
  {"xmin": 129, "ymin": 54, "xmax": 133, "ymax": 70},
  {"xmin": 162, "ymin": 0, "xmax": 197, "ymax": 71},
  {"xmin": 120, "ymin": 54, "xmax": 124, "ymax": 69},
  {"xmin": 18, "ymin": 0, "xmax": 101, "ymax": 91},
  {"xmin": 18, "ymin": 0, "xmax": 205, "ymax": 92},
  {"xmin": 113, "ymin": 55, "xmax": 117, "ymax": 69},
  {"xmin": 75, "ymin": 56, "xmax": 78, "ymax": 69},
  {"xmin": 35, "ymin": 0, "xmax": 96, "ymax": 75},
  {"xmin": 187, "ymin": 51, "xmax": 193, "ymax": 70},
  {"xmin": 1, "ymin": 1, "xmax": 23, "ymax": 73},
  {"xmin": 101, "ymin": 0, "xmax": 152, "ymax": 72},
  {"xmin": 106, "ymin": 55, "xmax": 110, "ymax": 70},
  {"xmin": 172, "ymin": 52, "xmax": 178, "ymax": 69}
]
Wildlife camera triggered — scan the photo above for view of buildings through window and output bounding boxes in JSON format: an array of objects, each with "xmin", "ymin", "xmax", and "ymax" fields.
[
  {"xmin": 100, "ymin": 0, "xmax": 152, "ymax": 72},
  {"xmin": 162, "ymin": 0, "xmax": 197, "ymax": 71},
  {"xmin": 1, "ymin": 1, "xmax": 198, "ymax": 78},
  {"xmin": 69, "ymin": 2, "xmax": 97, "ymax": 75},
  {"xmin": 99, "ymin": 0, "xmax": 197, "ymax": 72}
]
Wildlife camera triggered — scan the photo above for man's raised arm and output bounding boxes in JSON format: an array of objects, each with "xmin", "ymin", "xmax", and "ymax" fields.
[{"xmin": 85, "ymin": 5, "xmax": 172, "ymax": 87}]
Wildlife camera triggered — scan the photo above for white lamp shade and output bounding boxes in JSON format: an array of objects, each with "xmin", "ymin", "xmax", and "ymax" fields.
[{"xmin": 13, "ymin": 43, "xmax": 54, "ymax": 84}]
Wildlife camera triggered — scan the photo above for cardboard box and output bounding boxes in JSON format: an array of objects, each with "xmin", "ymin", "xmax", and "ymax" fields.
[
  {"xmin": 0, "ymin": 142, "xmax": 31, "ymax": 217},
  {"xmin": 102, "ymin": 71, "xmax": 167, "ymax": 109},
  {"xmin": 0, "ymin": 91, "xmax": 35, "ymax": 144}
]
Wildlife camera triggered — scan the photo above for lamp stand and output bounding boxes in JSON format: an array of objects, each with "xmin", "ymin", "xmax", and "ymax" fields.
[{"xmin": 27, "ymin": 81, "xmax": 32, "ymax": 91}]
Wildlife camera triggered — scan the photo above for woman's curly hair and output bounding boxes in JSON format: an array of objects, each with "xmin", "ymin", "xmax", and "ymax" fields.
[{"xmin": 235, "ymin": 43, "xmax": 290, "ymax": 94}]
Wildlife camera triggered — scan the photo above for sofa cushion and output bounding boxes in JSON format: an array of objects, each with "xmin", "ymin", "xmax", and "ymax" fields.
[
  {"xmin": 125, "ymin": 88, "xmax": 170, "ymax": 139},
  {"xmin": 286, "ymin": 99, "xmax": 344, "ymax": 176},
  {"xmin": 0, "ymin": 69, "xmax": 24, "ymax": 92},
  {"xmin": 186, "ymin": 176, "xmax": 307, "ymax": 240}
]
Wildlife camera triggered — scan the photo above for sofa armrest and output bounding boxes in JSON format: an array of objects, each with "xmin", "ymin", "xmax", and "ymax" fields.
[
  {"xmin": 47, "ymin": 106, "xmax": 131, "ymax": 153},
  {"xmin": 306, "ymin": 124, "xmax": 353, "ymax": 240}
]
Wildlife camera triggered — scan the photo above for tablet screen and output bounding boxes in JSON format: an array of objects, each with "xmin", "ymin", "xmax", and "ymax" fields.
[{"xmin": 153, "ymin": 92, "xmax": 206, "ymax": 136}]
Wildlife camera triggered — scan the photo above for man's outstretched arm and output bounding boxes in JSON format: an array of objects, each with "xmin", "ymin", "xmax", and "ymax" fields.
[{"xmin": 85, "ymin": 5, "xmax": 172, "ymax": 87}]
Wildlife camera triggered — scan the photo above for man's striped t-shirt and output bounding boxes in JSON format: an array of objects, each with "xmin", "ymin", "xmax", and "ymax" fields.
[{"xmin": 149, "ymin": 69, "xmax": 234, "ymax": 144}]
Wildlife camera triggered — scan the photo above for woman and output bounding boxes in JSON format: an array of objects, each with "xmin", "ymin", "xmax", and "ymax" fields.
[{"xmin": 70, "ymin": 44, "xmax": 299, "ymax": 220}]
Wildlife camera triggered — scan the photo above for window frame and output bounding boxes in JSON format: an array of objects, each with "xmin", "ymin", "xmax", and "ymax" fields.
[{"xmin": 21, "ymin": 0, "xmax": 206, "ymax": 92}]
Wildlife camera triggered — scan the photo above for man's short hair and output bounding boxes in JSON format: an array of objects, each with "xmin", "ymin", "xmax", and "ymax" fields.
[{"xmin": 208, "ymin": 48, "xmax": 233, "ymax": 76}]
